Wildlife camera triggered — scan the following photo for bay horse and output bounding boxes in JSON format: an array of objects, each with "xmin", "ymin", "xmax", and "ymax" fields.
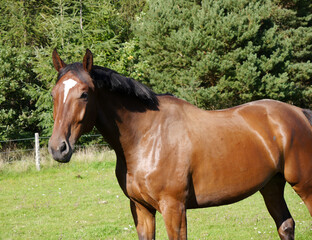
[{"xmin": 48, "ymin": 49, "xmax": 312, "ymax": 240}]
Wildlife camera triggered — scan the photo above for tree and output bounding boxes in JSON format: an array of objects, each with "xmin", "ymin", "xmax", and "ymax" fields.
[
  {"xmin": 31, "ymin": 0, "xmax": 137, "ymax": 135},
  {"xmin": 0, "ymin": 0, "xmax": 142, "ymax": 142},
  {"xmin": 0, "ymin": 0, "xmax": 311, "ymax": 147},
  {"xmin": 133, "ymin": 0, "xmax": 312, "ymax": 109},
  {"xmin": 0, "ymin": 46, "xmax": 39, "ymax": 144},
  {"xmin": 0, "ymin": 0, "xmax": 45, "ymax": 144}
]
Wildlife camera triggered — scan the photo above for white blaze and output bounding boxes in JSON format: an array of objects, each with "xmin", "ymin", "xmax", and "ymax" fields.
[{"xmin": 63, "ymin": 79, "xmax": 78, "ymax": 103}]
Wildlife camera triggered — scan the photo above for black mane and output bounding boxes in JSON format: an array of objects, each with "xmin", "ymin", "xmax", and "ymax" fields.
[
  {"xmin": 57, "ymin": 63, "xmax": 159, "ymax": 108},
  {"xmin": 91, "ymin": 66, "xmax": 159, "ymax": 108}
]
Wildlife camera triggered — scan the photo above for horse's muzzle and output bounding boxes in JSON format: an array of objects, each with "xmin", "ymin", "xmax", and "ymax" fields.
[{"xmin": 48, "ymin": 139, "xmax": 73, "ymax": 163}]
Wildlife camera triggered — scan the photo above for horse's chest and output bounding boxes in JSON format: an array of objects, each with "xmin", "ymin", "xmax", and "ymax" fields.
[
  {"xmin": 124, "ymin": 169, "xmax": 162, "ymax": 210},
  {"xmin": 114, "ymin": 157, "xmax": 155, "ymax": 204}
]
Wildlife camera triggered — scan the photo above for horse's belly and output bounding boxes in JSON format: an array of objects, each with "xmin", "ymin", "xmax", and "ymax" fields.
[
  {"xmin": 188, "ymin": 166, "xmax": 273, "ymax": 208},
  {"xmin": 188, "ymin": 138, "xmax": 279, "ymax": 208}
]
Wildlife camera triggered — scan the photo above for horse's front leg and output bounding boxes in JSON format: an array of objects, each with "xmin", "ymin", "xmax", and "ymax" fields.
[
  {"xmin": 160, "ymin": 199, "xmax": 187, "ymax": 240},
  {"xmin": 130, "ymin": 200, "xmax": 156, "ymax": 240}
]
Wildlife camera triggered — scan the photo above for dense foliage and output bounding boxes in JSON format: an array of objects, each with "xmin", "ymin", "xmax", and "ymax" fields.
[
  {"xmin": 0, "ymin": 0, "xmax": 311, "ymax": 146},
  {"xmin": 134, "ymin": 0, "xmax": 312, "ymax": 109}
]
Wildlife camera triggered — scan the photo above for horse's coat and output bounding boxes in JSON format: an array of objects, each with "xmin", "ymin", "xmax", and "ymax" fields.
[{"xmin": 49, "ymin": 49, "xmax": 312, "ymax": 240}]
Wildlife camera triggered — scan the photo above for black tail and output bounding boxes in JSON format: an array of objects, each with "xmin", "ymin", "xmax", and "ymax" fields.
[{"xmin": 302, "ymin": 109, "xmax": 312, "ymax": 126}]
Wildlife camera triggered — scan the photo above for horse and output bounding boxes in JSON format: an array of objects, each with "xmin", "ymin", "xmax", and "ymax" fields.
[{"xmin": 48, "ymin": 49, "xmax": 312, "ymax": 240}]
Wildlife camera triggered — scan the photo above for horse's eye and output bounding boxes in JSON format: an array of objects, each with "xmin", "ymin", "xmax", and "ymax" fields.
[{"xmin": 80, "ymin": 92, "xmax": 88, "ymax": 100}]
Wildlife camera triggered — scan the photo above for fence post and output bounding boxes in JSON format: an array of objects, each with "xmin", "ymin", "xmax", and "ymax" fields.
[{"xmin": 35, "ymin": 133, "xmax": 40, "ymax": 171}]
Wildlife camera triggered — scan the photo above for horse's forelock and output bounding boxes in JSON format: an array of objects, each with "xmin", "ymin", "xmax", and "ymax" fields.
[{"xmin": 56, "ymin": 62, "xmax": 92, "ymax": 86}]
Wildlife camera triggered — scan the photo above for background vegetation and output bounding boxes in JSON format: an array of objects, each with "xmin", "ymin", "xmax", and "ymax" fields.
[{"xmin": 0, "ymin": 0, "xmax": 311, "ymax": 145}]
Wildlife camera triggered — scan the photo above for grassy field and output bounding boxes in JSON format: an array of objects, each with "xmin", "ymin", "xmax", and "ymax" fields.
[{"xmin": 0, "ymin": 149, "xmax": 311, "ymax": 240}]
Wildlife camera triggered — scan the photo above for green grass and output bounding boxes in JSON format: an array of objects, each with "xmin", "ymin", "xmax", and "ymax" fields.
[{"xmin": 0, "ymin": 149, "xmax": 311, "ymax": 239}]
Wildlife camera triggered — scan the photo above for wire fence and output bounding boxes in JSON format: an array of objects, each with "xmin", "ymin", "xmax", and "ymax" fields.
[{"xmin": 0, "ymin": 133, "xmax": 109, "ymax": 166}]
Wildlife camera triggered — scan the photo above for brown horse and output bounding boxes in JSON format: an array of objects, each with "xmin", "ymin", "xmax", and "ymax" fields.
[{"xmin": 48, "ymin": 49, "xmax": 312, "ymax": 240}]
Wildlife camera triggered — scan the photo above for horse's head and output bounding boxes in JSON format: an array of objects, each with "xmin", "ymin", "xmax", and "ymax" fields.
[{"xmin": 48, "ymin": 49, "xmax": 97, "ymax": 163}]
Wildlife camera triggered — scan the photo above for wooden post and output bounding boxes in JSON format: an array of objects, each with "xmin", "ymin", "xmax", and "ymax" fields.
[{"xmin": 35, "ymin": 133, "xmax": 40, "ymax": 171}]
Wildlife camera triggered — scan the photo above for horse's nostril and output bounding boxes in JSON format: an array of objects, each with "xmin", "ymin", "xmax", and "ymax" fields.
[
  {"xmin": 49, "ymin": 138, "xmax": 72, "ymax": 162},
  {"xmin": 60, "ymin": 141, "xmax": 67, "ymax": 153}
]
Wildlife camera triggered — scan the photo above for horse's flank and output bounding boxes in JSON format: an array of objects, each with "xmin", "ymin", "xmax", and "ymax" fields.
[{"xmin": 116, "ymin": 97, "xmax": 308, "ymax": 209}]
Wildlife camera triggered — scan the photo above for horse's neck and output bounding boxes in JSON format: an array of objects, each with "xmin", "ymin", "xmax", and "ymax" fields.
[{"xmin": 95, "ymin": 91, "xmax": 149, "ymax": 157}]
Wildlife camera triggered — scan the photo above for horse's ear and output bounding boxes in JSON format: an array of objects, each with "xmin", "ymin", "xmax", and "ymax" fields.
[
  {"xmin": 83, "ymin": 49, "xmax": 93, "ymax": 73},
  {"xmin": 52, "ymin": 49, "xmax": 66, "ymax": 72}
]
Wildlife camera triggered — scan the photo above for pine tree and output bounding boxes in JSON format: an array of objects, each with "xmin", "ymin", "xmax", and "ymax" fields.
[
  {"xmin": 1, "ymin": 0, "xmax": 311, "ymax": 147},
  {"xmin": 0, "ymin": 0, "xmax": 139, "ymax": 141},
  {"xmin": 31, "ymin": 0, "xmax": 135, "ymax": 135},
  {"xmin": 0, "ymin": 0, "xmax": 44, "ymax": 144},
  {"xmin": 134, "ymin": 0, "xmax": 312, "ymax": 109}
]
